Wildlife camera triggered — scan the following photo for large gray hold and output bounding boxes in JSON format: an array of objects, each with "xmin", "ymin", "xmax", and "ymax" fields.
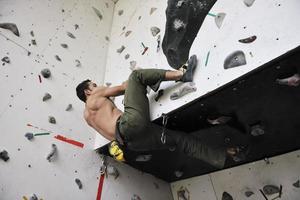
[
  {"xmin": 117, "ymin": 45, "xmax": 125, "ymax": 53},
  {"xmin": 224, "ymin": 50, "xmax": 247, "ymax": 69},
  {"xmin": 25, "ymin": 132, "xmax": 34, "ymax": 141},
  {"xmin": 43, "ymin": 93, "xmax": 52, "ymax": 101},
  {"xmin": 92, "ymin": 7, "xmax": 103, "ymax": 20},
  {"xmin": 48, "ymin": 116, "xmax": 56, "ymax": 124},
  {"xmin": 263, "ymin": 185, "xmax": 280, "ymax": 195},
  {"xmin": 244, "ymin": 0, "xmax": 255, "ymax": 7},
  {"xmin": 222, "ymin": 192, "xmax": 233, "ymax": 200},
  {"xmin": 0, "ymin": 23, "xmax": 20, "ymax": 36},
  {"xmin": 245, "ymin": 191, "xmax": 254, "ymax": 197},
  {"xmin": 46, "ymin": 144, "xmax": 57, "ymax": 162},
  {"xmin": 41, "ymin": 68, "xmax": 51, "ymax": 78},
  {"xmin": 151, "ymin": 26, "xmax": 160, "ymax": 37}
]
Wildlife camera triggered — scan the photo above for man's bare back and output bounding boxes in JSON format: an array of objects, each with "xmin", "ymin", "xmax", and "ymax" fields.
[{"xmin": 83, "ymin": 82, "xmax": 126, "ymax": 141}]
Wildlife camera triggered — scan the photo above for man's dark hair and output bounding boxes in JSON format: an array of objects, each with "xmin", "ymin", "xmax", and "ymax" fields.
[{"xmin": 76, "ymin": 79, "xmax": 91, "ymax": 102}]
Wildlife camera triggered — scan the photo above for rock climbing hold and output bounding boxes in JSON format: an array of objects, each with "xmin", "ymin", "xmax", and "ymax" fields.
[
  {"xmin": 118, "ymin": 10, "xmax": 124, "ymax": 16},
  {"xmin": 66, "ymin": 31, "xmax": 76, "ymax": 39},
  {"xmin": 276, "ymin": 73, "xmax": 300, "ymax": 87},
  {"xmin": 65, "ymin": 104, "xmax": 72, "ymax": 111},
  {"xmin": 150, "ymin": 7, "xmax": 157, "ymax": 15},
  {"xmin": 130, "ymin": 61, "xmax": 137, "ymax": 70},
  {"xmin": 43, "ymin": 93, "xmax": 52, "ymax": 101},
  {"xmin": 25, "ymin": 132, "xmax": 34, "ymax": 140},
  {"xmin": 61, "ymin": 43, "xmax": 68, "ymax": 48},
  {"xmin": 117, "ymin": 45, "xmax": 125, "ymax": 53},
  {"xmin": 131, "ymin": 194, "xmax": 141, "ymax": 200},
  {"xmin": 0, "ymin": 23, "xmax": 20, "ymax": 36},
  {"xmin": 170, "ymin": 82, "xmax": 197, "ymax": 100},
  {"xmin": 41, "ymin": 68, "xmax": 51, "ymax": 78},
  {"xmin": 125, "ymin": 31, "xmax": 132, "ymax": 37},
  {"xmin": 125, "ymin": 54, "xmax": 130, "ymax": 60},
  {"xmin": 30, "ymin": 30, "xmax": 34, "ymax": 37},
  {"xmin": 46, "ymin": 144, "xmax": 57, "ymax": 162},
  {"xmin": 239, "ymin": 35, "xmax": 257, "ymax": 43},
  {"xmin": 173, "ymin": 19, "xmax": 186, "ymax": 31},
  {"xmin": 1, "ymin": 56, "xmax": 10, "ymax": 64},
  {"xmin": 245, "ymin": 191, "xmax": 254, "ymax": 197},
  {"xmin": 135, "ymin": 154, "xmax": 152, "ymax": 162},
  {"xmin": 174, "ymin": 170, "xmax": 183, "ymax": 178},
  {"xmin": 155, "ymin": 89, "xmax": 164, "ymax": 102},
  {"xmin": 215, "ymin": 13, "xmax": 226, "ymax": 29},
  {"xmin": 48, "ymin": 116, "xmax": 56, "ymax": 124},
  {"xmin": 107, "ymin": 165, "xmax": 119, "ymax": 179},
  {"xmin": 293, "ymin": 180, "xmax": 300, "ymax": 188},
  {"xmin": 222, "ymin": 192, "xmax": 233, "ymax": 200},
  {"xmin": 177, "ymin": 0, "xmax": 185, "ymax": 8},
  {"xmin": 30, "ymin": 194, "xmax": 38, "ymax": 200},
  {"xmin": 74, "ymin": 24, "xmax": 79, "ymax": 30},
  {"xmin": 92, "ymin": 7, "xmax": 103, "ymax": 20},
  {"xmin": 207, "ymin": 116, "xmax": 232, "ymax": 125},
  {"xmin": 150, "ymin": 27, "xmax": 160, "ymax": 37},
  {"xmin": 31, "ymin": 40, "xmax": 37, "ymax": 45},
  {"xmin": 244, "ymin": 0, "xmax": 255, "ymax": 7},
  {"xmin": 263, "ymin": 185, "xmax": 280, "ymax": 195},
  {"xmin": 105, "ymin": 36, "xmax": 110, "ymax": 41},
  {"xmin": 75, "ymin": 59, "xmax": 81, "ymax": 67},
  {"xmin": 75, "ymin": 178, "xmax": 83, "ymax": 189},
  {"xmin": 0, "ymin": 150, "xmax": 9, "ymax": 162},
  {"xmin": 224, "ymin": 50, "xmax": 247, "ymax": 69},
  {"xmin": 177, "ymin": 186, "xmax": 189, "ymax": 200},
  {"xmin": 250, "ymin": 124, "xmax": 265, "ymax": 136},
  {"xmin": 55, "ymin": 55, "xmax": 62, "ymax": 62}
]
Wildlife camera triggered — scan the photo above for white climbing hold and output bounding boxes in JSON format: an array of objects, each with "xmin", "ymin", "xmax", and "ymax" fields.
[
  {"xmin": 170, "ymin": 82, "xmax": 197, "ymax": 100},
  {"xmin": 92, "ymin": 7, "xmax": 103, "ymax": 20},
  {"xmin": 118, "ymin": 10, "xmax": 124, "ymax": 16},
  {"xmin": 75, "ymin": 59, "xmax": 81, "ymax": 67}
]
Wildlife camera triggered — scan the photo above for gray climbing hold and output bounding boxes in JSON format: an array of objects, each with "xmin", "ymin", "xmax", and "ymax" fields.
[
  {"xmin": 130, "ymin": 61, "xmax": 137, "ymax": 70},
  {"xmin": 151, "ymin": 27, "xmax": 160, "ymax": 37},
  {"xmin": 30, "ymin": 30, "xmax": 34, "ymax": 37},
  {"xmin": 65, "ymin": 104, "xmax": 72, "ymax": 111},
  {"xmin": 125, "ymin": 54, "xmax": 130, "ymax": 60},
  {"xmin": 177, "ymin": 0, "xmax": 185, "ymax": 7},
  {"xmin": 55, "ymin": 55, "xmax": 62, "ymax": 62},
  {"xmin": 30, "ymin": 194, "xmax": 38, "ymax": 200},
  {"xmin": 25, "ymin": 132, "xmax": 34, "ymax": 140},
  {"xmin": 177, "ymin": 187, "xmax": 189, "ymax": 200},
  {"xmin": 105, "ymin": 36, "xmax": 110, "ymax": 41},
  {"xmin": 215, "ymin": 13, "xmax": 226, "ymax": 29},
  {"xmin": 1, "ymin": 56, "xmax": 10, "ymax": 64},
  {"xmin": 74, "ymin": 24, "xmax": 79, "ymax": 30},
  {"xmin": 61, "ymin": 43, "xmax": 68, "ymax": 48},
  {"xmin": 170, "ymin": 82, "xmax": 197, "ymax": 100},
  {"xmin": 173, "ymin": 19, "xmax": 186, "ymax": 31},
  {"xmin": 75, "ymin": 59, "xmax": 81, "ymax": 67},
  {"xmin": 131, "ymin": 194, "xmax": 141, "ymax": 200},
  {"xmin": 222, "ymin": 192, "xmax": 233, "ymax": 200},
  {"xmin": 105, "ymin": 82, "xmax": 112, "ymax": 87},
  {"xmin": 31, "ymin": 39, "xmax": 37, "ymax": 45},
  {"xmin": 43, "ymin": 93, "xmax": 52, "ymax": 101},
  {"xmin": 107, "ymin": 165, "xmax": 119, "ymax": 179},
  {"xmin": 67, "ymin": 31, "xmax": 76, "ymax": 39},
  {"xmin": 276, "ymin": 73, "xmax": 300, "ymax": 87},
  {"xmin": 117, "ymin": 45, "xmax": 125, "ymax": 53},
  {"xmin": 244, "ymin": 0, "xmax": 255, "ymax": 7},
  {"xmin": 75, "ymin": 178, "xmax": 83, "ymax": 189},
  {"xmin": 239, "ymin": 35, "xmax": 257, "ymax": 43},
  {"xmin": 135, "ymin": 154, "xmax": 152, "ymax": 162},
  {"xmin": 224, "ymin": 50, "xmax": 247, "ymax": 69},
  {"xmin": 118, "ymin": 10, "xmax": 124, "ymax": 16},
  {"xmin": 174, "ymin": 170, "xmax": 183, "ymax": 178},
  {"xmin": 48, "ymin": 116, "xmax": 56, "ymax": 124},
  {"xmin": 150, "ymin": 7, "xmax": 157, "ymax": 15},
  {"xmin": 92, "ymin": 7, "xmax": 103, "ymax": 20},
  {"xmin": 0, "ymin": 23, "xmax": 20, "ymax": 36},
  {"xmin": 207, "ymin": 116, "xmax": 232, "ymax": 125},
  {"xmin": 0, "ymin": 150, "xmax": 9, "ymax": 162},
  {"xmin": 245, "ymin": 191, "xmax": 254, "ymax": 197},
  {"xmin": 125, "ymin": 31, "xmax": 132, "ymax": 37},
  {"xmin": 263, "ymin": 185, "xmax": 280, "ymax": 195},
  {"xmin": 46, "ymin": 144, "xmax": 57, "ymax": 162},
  {"xmin": 41, "ymin": 68, "xmax": 51, "ymax": 78},
  {"xmin": 293, "ymin": 180, "xmax": 300, "ymax": 188},
  {"xmin": 250, "ymin": 124, "xmax": 265, "ymax": 136}
]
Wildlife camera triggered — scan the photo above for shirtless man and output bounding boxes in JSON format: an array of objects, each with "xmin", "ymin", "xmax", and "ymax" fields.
[{"xmin": 76, "ymin": 55, "xmax": 246, "ymax": 168}]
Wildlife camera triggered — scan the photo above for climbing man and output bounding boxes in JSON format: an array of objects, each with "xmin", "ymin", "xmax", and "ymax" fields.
[{"xmin": 76, "ymin": 55, "xmax": 246, "ymax": 169}]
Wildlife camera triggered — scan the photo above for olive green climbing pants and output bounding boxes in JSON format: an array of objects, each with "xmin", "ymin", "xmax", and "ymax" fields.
[{"xmin": 116, "ymin": 69, "xmax": 226, "ymax": 168}]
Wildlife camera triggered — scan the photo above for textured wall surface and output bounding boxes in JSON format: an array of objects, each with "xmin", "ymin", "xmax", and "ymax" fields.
[
  {"xmin": 171, "ymin": 150, "xmax": 300, "ymax": 200},
  {"xmin": 0, "ymin": 0, "xmax": 172, "ymax": 199}
]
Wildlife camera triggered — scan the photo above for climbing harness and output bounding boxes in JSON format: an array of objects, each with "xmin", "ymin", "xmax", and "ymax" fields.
[{"xmin": 161, "ymin": 114, "xmax": 169, "ymax": 144}]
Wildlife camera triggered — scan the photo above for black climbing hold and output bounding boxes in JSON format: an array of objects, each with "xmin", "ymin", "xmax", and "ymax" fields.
[
  {"xmin": 239, "ymin": 35, "xmax": 257, "ymax": 43},
  {"xmin": 55, "ymin": 55, "xmax": 62, "ymax": 62},
  {"xmin": 49, "ymin": 116, "xmax": 56, "ymax": 124},
  {"xmin": 125, "ymin": 54, "xmax": 130, "ymax": 60},
  {"xmin": 66, "ymin": 31, "xmax": 76, "ymax": 39},
  {"xmin": 30, "ymin": 30, "xmax": 34, "ymax": 37},
  {"xmin": 0, "ymin": 150, "xmax": 9, "ymax": 162},
  {"xmin": 1, "ymin": 56, "xmax": 10, "ymax": 64},
  {"xmin": 244, "ymin": 0, "xmax": 255, "ymax": 7},
  {"xmin": 155, "ymin": 89, "xmax": 164, "ymax": 102},
  {"xmin": 46, "ymin": 144, "xmax": 57, "ymax": 162},
  {"xmin": 65, "ymin": 104, "xmax": 72, "ymax": 111},
  {"xmin": 222, "ymin": 191, "xmax": 233, "ymax": 200},
  {"xmin": 61, "ymin": 43, "xmax": 68, "ymax": 48},
  {"xmin": 41, "ymin": 68, "xmax": 51, "ymax": 78},
  {"xmin": 215, "ymin": 13, "xmax": 226, "ymax": 29},
  {"xmin": 245, "ymin": 191, "xmax": 254, "ymax": 197},
  {"xmin": 30, "ymin": 194, "xmax": 38, "ymax": 200},
  {"xmin": 224, "ymin": 50, "xmax": 247, "ymax": 69},
  {"xmin": 31, "ymin": 39, "xmax": 37, "ymax": 45},
  {"xmin": 0, "ymin": 23, "xmax": 20, "ymax": 36},
  {"xmin": 263, "ymin": 185, "xmax": 280, "ymax": 195},
  {"xmin": 135, "ymin": 154, "xmax": 152, "ymax": 162},
  {"xmin": 92, "ymin": 7, "xmax": 103, "ymax": 20},
  {"xmin": 118, "ymin": 10, "xmax": 124, "ymax": 16},
  {"xmin": 43, "ymin": 93, "xmax": 52, "ymax": 101},
  {"xmin": 293, "ymin": 180, "xmax": 300, "ymax": 188},
  {"xmin": 75, "ymin": 178, "xmax": 83, "ymax": 189},
  {"xmin": 25, "ymin": 132, "xmax": 34, "ymax": 140},
  {"xmin": 125, "ymin": 31, "xmax": 132, "ymax": 37}
]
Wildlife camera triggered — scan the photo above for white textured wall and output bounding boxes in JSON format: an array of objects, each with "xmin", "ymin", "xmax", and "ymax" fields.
[
  {"xmin": 171, "ymin": 150, "xmax": 300, "ymax": 200},
  {"xmin": 0, "ymin": 0, "xmax": 172, "ymax": 200}
]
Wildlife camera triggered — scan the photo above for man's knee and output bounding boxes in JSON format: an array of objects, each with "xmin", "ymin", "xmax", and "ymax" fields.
[{"xmin": 129, "ymin": 69, "xmax": 144, "ymax": 81}]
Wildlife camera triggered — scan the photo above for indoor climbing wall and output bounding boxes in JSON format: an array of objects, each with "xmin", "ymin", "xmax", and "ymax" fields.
[
  {"xmin": 0, "ymin": 0, "xmax": 172, "ymax": 200},
  {"xmin": 104, "ymin": 0, "xmax": 300, "ymax": 121},
  {"xmin": 171, "ymin": 149, "xmax": 300, "ymax": 200}
]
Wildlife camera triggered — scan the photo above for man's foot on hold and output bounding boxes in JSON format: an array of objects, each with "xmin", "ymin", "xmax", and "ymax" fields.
[
  {"xmin": 179, "ymin": 54, "xmax": 198, "ymax": 82},
  {"xmin": 227, "ymin": 145, "xmax": 250, "ymax": 162}
]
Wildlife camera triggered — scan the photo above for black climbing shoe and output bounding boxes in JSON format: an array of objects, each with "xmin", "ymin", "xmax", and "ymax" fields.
[{"xmin": 179, "ymin": 54, "xmax": 198, "ymax": 82}]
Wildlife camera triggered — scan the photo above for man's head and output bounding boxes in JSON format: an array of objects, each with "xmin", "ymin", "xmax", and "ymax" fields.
[{"xmin": 76, "ymin": 79, "xmax": 97, "ymax": 102}]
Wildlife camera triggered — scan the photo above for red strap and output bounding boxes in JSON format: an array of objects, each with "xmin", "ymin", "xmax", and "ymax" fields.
[
  {"xmin": 54, "ymin": 134, "xmax": 84, "ymax": 148},
  {"xmin": 96, "ymin": 174, "xmax": 105, "ymax": 200}
]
